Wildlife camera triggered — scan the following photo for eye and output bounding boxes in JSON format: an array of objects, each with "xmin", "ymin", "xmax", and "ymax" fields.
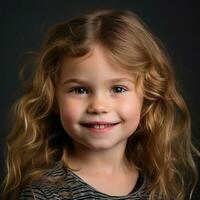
[
  {"xmin": 69, "ymin": 87, "xmax": 89, "ymax": 94},
  {"xmin": 112, "ymin": 85, "xmax": 127, "ymax": 93}
]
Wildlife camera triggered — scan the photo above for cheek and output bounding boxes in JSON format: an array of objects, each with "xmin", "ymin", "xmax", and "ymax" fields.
[
  {"xmin": 58, "ymin": 98, "xmax": 85, "ymax": 125},
  {"xmin": 118, "ymin": 95, "xmax": 143, "ymax": 122}
]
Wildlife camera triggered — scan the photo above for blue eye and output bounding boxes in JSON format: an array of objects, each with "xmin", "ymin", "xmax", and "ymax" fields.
[
  {"xmin": 112, "ymin": 86, "xmax": 127, "ymax": 93},
  {"xmin": 69, "ymin": 87, "xmax": 88, "ymax": 94}
]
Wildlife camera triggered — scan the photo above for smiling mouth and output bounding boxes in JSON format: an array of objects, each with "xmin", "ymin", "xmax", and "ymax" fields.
[{"xmin": 80, "ymin": 122, "xmax": 120, "ymax": 129}]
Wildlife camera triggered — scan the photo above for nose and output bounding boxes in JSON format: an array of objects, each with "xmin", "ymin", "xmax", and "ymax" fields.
[{"xmin": 87, "ymin": 94, "xmax": 109, "ymax": 114}]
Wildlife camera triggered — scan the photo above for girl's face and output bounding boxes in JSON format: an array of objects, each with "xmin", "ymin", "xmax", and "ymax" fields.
[{"xmin": 56, "ymin": 45, "xmax": 143, "ymax": 152}]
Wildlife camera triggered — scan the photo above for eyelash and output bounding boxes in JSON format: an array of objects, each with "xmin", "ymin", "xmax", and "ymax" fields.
[
  {"xmin": 68, "ymin": 86, "xmax": 127, "ymax": 94},
  {"xmin": 69, "ymin": 87, "xmax": 89, "ymax": 94}
]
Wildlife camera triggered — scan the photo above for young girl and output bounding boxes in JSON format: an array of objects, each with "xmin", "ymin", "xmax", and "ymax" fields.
[{"xmin": 2, "ymin": 9, "xmax": 200, "ymax": 200}]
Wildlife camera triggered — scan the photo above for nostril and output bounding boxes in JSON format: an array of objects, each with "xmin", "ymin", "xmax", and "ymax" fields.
[{"xmin": 87, "ymin": 105, "xmax": 109, "ymax": 114}]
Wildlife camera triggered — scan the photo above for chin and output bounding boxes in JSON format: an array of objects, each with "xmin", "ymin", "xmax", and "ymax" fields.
[{"xmin": 84, "ymin": 141, "xmax": 120, "ymax": 151}]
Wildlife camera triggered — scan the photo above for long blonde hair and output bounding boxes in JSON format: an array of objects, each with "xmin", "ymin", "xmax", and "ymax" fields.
[{"xmin": 2, "ymin": 9, "xmax": 200, "ymax": 199}]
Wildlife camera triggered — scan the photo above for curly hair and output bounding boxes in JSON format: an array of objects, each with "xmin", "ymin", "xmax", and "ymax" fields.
[{"xmin": 2, "ymin": 9, "xmax": 199, "ymax": 200}]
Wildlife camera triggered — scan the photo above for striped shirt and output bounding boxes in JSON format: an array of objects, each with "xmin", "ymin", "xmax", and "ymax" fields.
[{"xmin": 19, "ymin": 162, "xmax": 150, "ymax": 200}]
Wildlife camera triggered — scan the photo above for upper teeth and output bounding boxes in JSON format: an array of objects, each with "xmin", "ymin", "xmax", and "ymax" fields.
[{"xmin": 93, "ymin": 124, "xmax": 108, "ymax": 129}]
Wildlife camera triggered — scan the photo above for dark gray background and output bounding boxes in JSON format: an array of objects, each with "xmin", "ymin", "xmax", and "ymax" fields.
[{"xmin": 1, "ymin": 0, "xmax": 200, "ymax": 198}]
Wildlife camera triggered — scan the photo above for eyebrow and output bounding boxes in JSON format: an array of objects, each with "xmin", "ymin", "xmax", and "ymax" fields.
[{"xmin": 63, "ymin": 78, "xmax": 135, "ymax": 85}]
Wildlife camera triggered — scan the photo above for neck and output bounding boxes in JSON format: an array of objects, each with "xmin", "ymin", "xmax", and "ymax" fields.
[{"xmin": 65, "ymin": 141, "xmax": 133, "ymax": 174}]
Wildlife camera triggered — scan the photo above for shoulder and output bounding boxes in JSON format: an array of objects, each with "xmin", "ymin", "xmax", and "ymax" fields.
[
  {"xmin": 19, "ymin": 182, "xmax": 48, "ymax": 200},
  {"xmin": 19, "ymin": 162, "xmax": 67, "ymax": 200}
]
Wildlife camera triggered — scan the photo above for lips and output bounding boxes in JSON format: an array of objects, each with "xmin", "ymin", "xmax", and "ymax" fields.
[
  {"xmin": 81, "ymin": 123, "xmax": 118, "ymax": 129},
  {"xmin": 80, "ymin": 121, "xmax": 120, "ymax": 130}
]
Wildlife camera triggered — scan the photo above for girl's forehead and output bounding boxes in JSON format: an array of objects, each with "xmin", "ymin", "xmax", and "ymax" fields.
[{"xmin": 59, "ymin": 45, "xmax": 135, "ymax": 78}]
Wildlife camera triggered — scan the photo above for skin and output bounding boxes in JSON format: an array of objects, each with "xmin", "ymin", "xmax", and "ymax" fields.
[{"xmin": 55, "ymin": 44, "xmax": 143, "ymax": 196}]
